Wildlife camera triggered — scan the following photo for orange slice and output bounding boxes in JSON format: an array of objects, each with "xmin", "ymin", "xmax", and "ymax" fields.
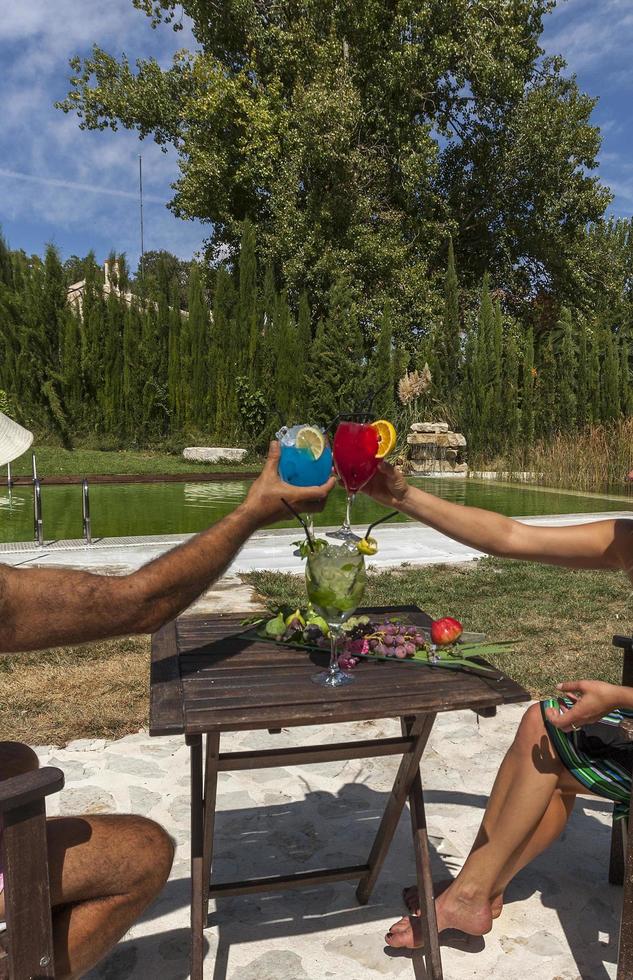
[{"xmin": 370, "ymin": 419, "xmax": 397, "ymax": 458}]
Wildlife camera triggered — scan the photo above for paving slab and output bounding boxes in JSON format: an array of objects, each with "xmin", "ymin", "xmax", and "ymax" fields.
[{"xmin": 33, "ymin": 703, "xmax": 620, "ymax": 979}]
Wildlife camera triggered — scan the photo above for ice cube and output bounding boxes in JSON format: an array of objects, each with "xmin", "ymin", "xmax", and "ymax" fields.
[{"xmin": 277, "ymin": 424, "xmax": 304, "ymax": 447}]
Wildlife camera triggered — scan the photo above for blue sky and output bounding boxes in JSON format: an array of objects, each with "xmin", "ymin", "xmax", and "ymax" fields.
[{"xmin": 1, "ymin": 0, "xmax": 632, "ymax": 272}]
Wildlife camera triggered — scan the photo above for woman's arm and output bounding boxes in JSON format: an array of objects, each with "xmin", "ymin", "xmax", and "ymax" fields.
[{"xmin": 363, "ymin": 462, "xmax": 633, "ymax": 573}]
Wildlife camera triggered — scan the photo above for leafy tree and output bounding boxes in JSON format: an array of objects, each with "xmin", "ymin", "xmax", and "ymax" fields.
[
  {"xmin": 210, "ymin": 265, "xmax": 238, "ymax": 433},
  {"xmin": 237, "ymin": 219, "xmax": 259, "ymax": 380},
  {"xmin": 60, "ymin": 0, "xmax": 610, "ymax": 328},
  {"xmin": 600, "ymin": 324, "xmax": 620, "ymax": 421},
  {"xmin": 576, "ymin": 319, "xmax": 589, "ymax": 427},
  {"xmin": 439, "ymin": 238, "xmax": 460, "ymax": 392}
]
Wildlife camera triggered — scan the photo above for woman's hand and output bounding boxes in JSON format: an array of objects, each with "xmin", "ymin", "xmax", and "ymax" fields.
[
  {"xmin": 544, "ymin": 680, "xmax": 623, "ymax": 733},
  {"xmin": 362, "ymin": 461, "xmax": 411, "ymax": 510}
]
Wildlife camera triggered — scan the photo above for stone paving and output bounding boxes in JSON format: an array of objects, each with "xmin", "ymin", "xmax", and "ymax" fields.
[{"xmin": 36, "ymin": 703, "xmax": 622, "ymax": 980}]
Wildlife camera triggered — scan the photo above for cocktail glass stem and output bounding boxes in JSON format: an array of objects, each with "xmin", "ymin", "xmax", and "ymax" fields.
[
  {"xmin": 342, "ymin": 493, "xmax": 355, "ymax": 534},
  {"xmin": 312, "ymin": 624, "xmax": 354, "ymax": 687}
]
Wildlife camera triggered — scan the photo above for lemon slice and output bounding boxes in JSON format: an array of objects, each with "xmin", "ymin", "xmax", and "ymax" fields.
[
  {"xmin": 357, "ymin": 536, "xmax": 378, "ymax": 556},
  {"xmin": 295, "ymin": 425, "xmax": 325, "ymax": 460},
  {"xmin": 370, "ymin": 420, "xmax": 397, "ymax": 458}
]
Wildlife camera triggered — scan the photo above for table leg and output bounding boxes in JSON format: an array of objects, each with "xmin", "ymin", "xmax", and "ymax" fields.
[
  {"xmin": 402, "ymin": 717, "xmax": 443, "ymax": 980},
  {"xmin": 356, "ymin": 713, "xmax": 435, "ymax": 906},
  {"xmin": 189, "ymin": 735, "xmax": 205, "ymax": 980},
  {"xmin": 202, "ymin": 734, "xmax": 220, "ymax": 910}
]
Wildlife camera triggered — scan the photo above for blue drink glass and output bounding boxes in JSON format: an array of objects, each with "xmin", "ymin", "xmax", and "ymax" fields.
[{"xmin": 279, "ymin": 442, "xmax": 333, "ymax": 487}]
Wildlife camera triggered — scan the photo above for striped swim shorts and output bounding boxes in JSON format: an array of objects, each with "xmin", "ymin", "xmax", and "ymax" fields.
[{"xmin": 541, "ymin": 698, "xmax": 633, "ymax": 819}]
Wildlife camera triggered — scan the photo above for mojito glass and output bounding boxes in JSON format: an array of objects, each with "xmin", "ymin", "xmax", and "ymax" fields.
[{"xmin": 305, "ymin": 542, "xmax": 367, "ymax": 687}]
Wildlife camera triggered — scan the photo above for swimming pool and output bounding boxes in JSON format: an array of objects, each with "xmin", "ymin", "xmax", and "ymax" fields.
[{"xmin": 0, "ymin": 478, "xmax": 630, "ymax": 544}]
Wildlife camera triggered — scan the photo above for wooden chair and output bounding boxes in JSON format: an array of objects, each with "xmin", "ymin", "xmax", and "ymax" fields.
[
  {"xmin": 0, "ymin": 766, "xmax": 64, "ymax": 980},
  {"xmin": 610, "ymin": 634, "xmax": 633, "ymax": 979}
]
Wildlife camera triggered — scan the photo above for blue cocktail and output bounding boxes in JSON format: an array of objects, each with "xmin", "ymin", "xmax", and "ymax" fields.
[{"xmin": 277, "ymin": 425, "xmax": 333, "ymax": 487}]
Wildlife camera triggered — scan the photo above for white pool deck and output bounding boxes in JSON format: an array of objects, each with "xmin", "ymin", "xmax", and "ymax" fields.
[{"xmin": 1, "ymin": 511, "xmax": 631, "ymax": 577}]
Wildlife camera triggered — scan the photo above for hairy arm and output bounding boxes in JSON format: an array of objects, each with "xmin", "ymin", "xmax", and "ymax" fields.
[
  {"xmin": 0, "ymin": 444, "xmax": 335, "ymax": 653},
  {"xmin": 364, "ymin": 463, "xmax": 633, "ymax": 573}
]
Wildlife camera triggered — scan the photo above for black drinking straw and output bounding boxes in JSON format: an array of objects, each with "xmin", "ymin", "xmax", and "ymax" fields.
[
  {"xmin": 282, "ymin": 498, "xmax": 316, "ymax": 552},
  {"xmin": 365, "ymin": 510, "xmax": 399, "ymax": 540}
]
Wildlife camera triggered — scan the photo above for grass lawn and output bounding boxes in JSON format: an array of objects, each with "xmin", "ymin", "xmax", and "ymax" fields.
[
  {"xmin": 2, "ymin": 557, "xmax": 630, "ymax": 745},
  {"xmin": 9, "ymin": 444, "xmax": 261, "ymax": 478}
]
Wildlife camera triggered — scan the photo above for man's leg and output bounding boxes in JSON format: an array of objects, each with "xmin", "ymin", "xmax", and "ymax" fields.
[{"xmin": 0, "ymin": 743, "xmax": 174, "ymax": 980}]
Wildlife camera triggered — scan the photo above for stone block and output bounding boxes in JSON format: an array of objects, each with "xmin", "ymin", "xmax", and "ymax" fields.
[
  {"xmin": 183, "ymin": 447, "xmax": 248, "ymax": 463},
  {"xmin": 410, "ymin": 421, "xmax": 449, "ymax": 433},
  {"xmin": 407, "ymin": 433, "xmax": 438, "ymax": 445},
  {"xmin": 436, "ymin": 432, "xmax": 467, "ymax": 448}
]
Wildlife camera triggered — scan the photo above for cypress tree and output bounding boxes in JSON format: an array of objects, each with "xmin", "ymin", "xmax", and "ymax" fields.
[
  {"xmin": 188, "ymin": 266, "xmax": 210, "ymax": 428},
  {"xmin": 258, "ymin": 264, "xmax": 278, "ymax": 405},
  {"xmin": 296, "ymin": 291, "xmax": 313, "ymax": 417},
  {"xmin": 167, "ymin": 288, "xmax": 182, "ymax": 428},
  {"xmin": 210, "ymin": 265, "xmax": 238, "ymax": 434},
  {"xmin": 441, "ymin": 237, "xmax": 460, "ymax": 389},
  {"xmin": 501, "ymin": 320, "xmax": 520, "ymax": 449},
  {"xmin": 462, "ymin": 275, "xmax": 494, "ymax": 453},
  {"xmin": 620, "ymin": 332, "xmax": 632, "ymax": 417},
  {"xmin": 308, "ymin": 275, "xmax": 364, "ymax": 425},
  {"xmin": 122, "ymin": 300, "xmax": 143, "ymax": 438},
  {"xmin": 556, "ymin": 307, "xmax": 577, "ymax": 430},
  {"xmin": 238, "ymin": 219, "xmax": 259, "ymax": 380},
  {"xmin": 102, "ymin": 289, "xmax": 124, "ymax": 437},
  {"xmin": 491, "ymin": 300, "xmax": 504, "ymax": 446},
  {"xmin": 274, "ymin": 291, "xmax": 300, "ymax": 421},
  {"xmin": 369, "ymin": 302, "xmax": 395, "ymax": 419},
  {"xmin": 576, "ymin": 319, "xmax": 589, "ymax": 427},
  {"xmin": 588, "ymin": 323, "xmax": 601, "ymax": 422},
  {"xmin": 600, "ymin": 325, "xmax": 620, "ymax": 421},
  {"xmin": 536, "ymin": 334, "xmax": 557, "ymax": 438},
  {"xmin": 521, "ymin": 327, "xmax": 535, "ymax": 448},
  {"xmin": 61, "ymin": 306, "xmax": 83, "ymax": 425}
]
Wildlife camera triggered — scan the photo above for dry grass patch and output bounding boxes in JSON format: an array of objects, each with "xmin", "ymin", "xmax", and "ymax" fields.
[{"xmin": 0, "ymin": 636, "xmax": 150, "ymax": 745}]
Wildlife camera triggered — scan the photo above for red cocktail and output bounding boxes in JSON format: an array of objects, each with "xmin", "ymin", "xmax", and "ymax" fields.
[
  {"xmin": 330, "ymin": 421, "xmax": 380, "ymax": 540},
  {"xmin": 333, "ymin": 422, "xmax": 380, "ymax": 493}
]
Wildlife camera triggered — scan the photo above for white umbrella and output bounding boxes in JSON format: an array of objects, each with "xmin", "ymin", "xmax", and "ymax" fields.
[{"xmin": 0, "ymin": 411, "xmax": 33, "ymax": 468}]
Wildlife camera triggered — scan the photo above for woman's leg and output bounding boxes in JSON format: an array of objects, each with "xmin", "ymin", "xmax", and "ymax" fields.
[{"xmin": 387, "ymin": 703, "xmax": 584, "ymax": 948}]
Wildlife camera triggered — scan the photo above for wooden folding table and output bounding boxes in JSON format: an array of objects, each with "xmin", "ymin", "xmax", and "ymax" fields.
[{"xmin": 150, "ymin": 605, "xmax": 529, "ymax": 980}]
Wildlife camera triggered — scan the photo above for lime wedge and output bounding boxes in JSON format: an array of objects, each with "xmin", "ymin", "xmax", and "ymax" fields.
[{"xmin": 295, "ymin": 425, "xmax": 325, "ymax": 460}]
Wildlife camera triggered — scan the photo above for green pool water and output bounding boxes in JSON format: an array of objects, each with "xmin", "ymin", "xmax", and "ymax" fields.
[{"xmin": 0, "ymin": 478, "xmax": 630, "ymax": 545}]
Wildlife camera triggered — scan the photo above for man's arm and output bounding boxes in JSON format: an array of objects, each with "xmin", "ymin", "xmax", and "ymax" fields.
[
  {"xmin": 363, "ymin": 462, "xmax": 633, "ymax": 573},
  {"xmin": 0, "ymin": 444, "xmax": 335, "ymax": 653}
]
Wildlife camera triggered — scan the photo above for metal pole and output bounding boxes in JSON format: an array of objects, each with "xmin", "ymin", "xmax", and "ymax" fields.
[
  {"xmin": 139, "ymin": 155, "xmax": 145, "ymax": 281},
  {"xmin": 32, "ymin": 452, "xmax": 37, "ymax": 482},
  {"xmin": 6, "ymin": 461, "xmax": 11, "ymax": 489},
  {"xmin": 33, "ymin": 478, "xmax": 43, "ymax": 547},
  {"xmin": 82, "ymin": 478, "xmax": 92, "ymax": 545}
]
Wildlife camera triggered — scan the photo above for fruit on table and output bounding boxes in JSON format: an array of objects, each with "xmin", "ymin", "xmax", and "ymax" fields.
[
  {"xmin": 430, "ymin": 616, "xmax": 463, "ymax": 646},
  {"xmin": 285, "ymin": 609, "xmax": 306, "ymax": 629},
  {"xmin": 370, "ymin": 419, "xmax": 397, "ymax": 458}
]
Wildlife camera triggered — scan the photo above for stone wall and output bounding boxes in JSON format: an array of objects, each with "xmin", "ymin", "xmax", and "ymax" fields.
[{"xmin": 406, "ymin": 421, "xmax": 468, "ymax": 475}]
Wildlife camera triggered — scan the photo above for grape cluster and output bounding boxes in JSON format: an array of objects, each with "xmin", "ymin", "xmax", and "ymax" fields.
[
  {"xmin": 340, "ymin": 619, "xmax": 428, "ymax": 661},
  {"xmin": 365, "ymin": 622, "xmax": 428, "ymax": 659}
]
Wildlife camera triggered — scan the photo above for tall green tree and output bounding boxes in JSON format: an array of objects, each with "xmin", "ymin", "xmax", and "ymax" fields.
[
  {"xmin": 61, "ymin": 1, "xmax": 610, "ymax": 324},
  {"xmin": 188, "ymin": 266, "xmax": 210, "ymax": 428},
  {"xmin": 210, "ymin": 265, "xmax": 238, "ymax": 433},
  {"xmin": 600, "ymin": 324, "xmax": 620, "ymax": 421},
  {"xmin": 369, "ymin": 302, "xmax": 395, "ymax": 420},
  {"xmin": 501, "ymin": 321, "xmax": 520, "ymax": 449},
  {"xmin": 238, "ymin": 219, "xmax": 259, "ymax": 380},
  {"xmin": 521, "ymin": 327, "xmax": 536, "ymax": 448},
  {"xmin": 556, "ymin": 307, "xmax": 577, "ymax": 430},
  {"xmin": 308, "ymin": 275, "xmax": 364, "ymax": 426},
  {"xmin": 575, "ymin": 319, "xmax": 589, "ymax": 427},
  {"xmin": 440, "ymin": 238, "xmax": 460, "ymax": 391}
]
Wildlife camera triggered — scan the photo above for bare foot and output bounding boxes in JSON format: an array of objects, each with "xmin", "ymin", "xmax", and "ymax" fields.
[
  {"xmin": 385, "ymin": 915, "xmax": 423, "ymax": 949},
  {"xmin": 403, "ymin": 884, "xmax": 503, "ymax": 919},
  {"xmin": 435, "ymin": 885, "xmax": 493, "ymax": 937},
  {"xmin": 386, "ymin": 887, "xmax": 494, "ymax": 949}
]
